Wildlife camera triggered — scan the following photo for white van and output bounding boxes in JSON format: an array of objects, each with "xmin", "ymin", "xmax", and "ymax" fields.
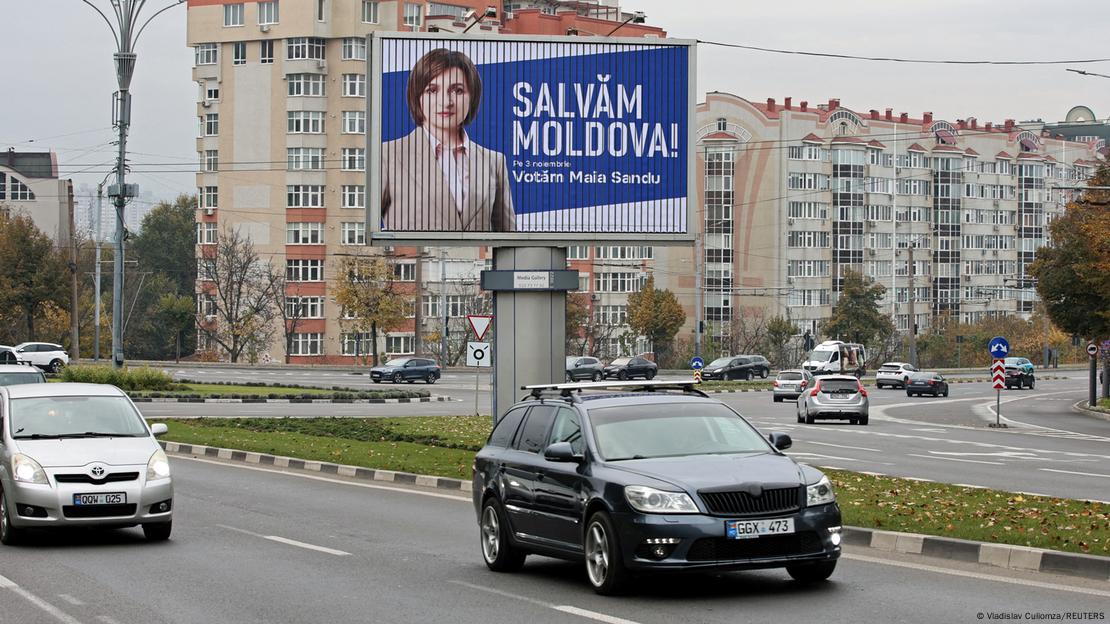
[{"xmin": 802, "ymin": 340, "xmax": 868, "ymax": 377}]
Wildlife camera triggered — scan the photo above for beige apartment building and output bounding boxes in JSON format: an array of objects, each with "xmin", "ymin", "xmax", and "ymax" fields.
[
  {"xmin": 678, "ymin": 94, "xmax": 1102, "ymax": 348},
  {"xmin": 0, "ymin": 149, "xmax": 72, "ymax": 245},
  {"xmin": 186, "ymin": 0, "xmax": 663, "ymax": 363}
]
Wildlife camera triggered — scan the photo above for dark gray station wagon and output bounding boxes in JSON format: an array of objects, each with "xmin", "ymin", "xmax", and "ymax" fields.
[{"xmin": 472, "ymin": 381, "xmax": 842, "ymax": 594}]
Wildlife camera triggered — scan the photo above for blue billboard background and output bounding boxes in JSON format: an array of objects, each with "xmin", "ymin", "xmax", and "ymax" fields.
[{"xmin": 380, "ymin": 41, "xmax": 689, "ymax": 230}]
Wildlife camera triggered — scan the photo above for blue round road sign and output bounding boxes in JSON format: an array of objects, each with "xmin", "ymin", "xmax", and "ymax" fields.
[
  {"xmin": 988, "ymin": 336, "xmax": 1010, "ymax": 358},
  {"xmin": 690, "ymin": 356, "xmax": 704, "ymax": 369}
]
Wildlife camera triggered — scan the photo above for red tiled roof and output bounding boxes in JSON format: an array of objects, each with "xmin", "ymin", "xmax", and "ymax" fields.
[
  {"xmin": 1043, "ymin": 155, "xmax": 1057, "ymax": 162},
  {"xmin": 932, "ymin": 144, "xmax": 963, "ymax": 152},
  {"xmin": 996, "ymin": 151, "xmax": 1013, "ymax": 159},
  {"xmin": 907, "ymin": 143, "xmax": 927, "ymax": 152},
  {"xmin": 1017, "ymin": 153, "xmax": 1044, "ymax": 160},
  {"xmin": 964, "ymin": 148, "xmax": 980, "ymax": 156},
  {"xmin": 702, "ymin": 132, "xmax": 739, "ymax": 141},
  {"xmin": 868, "ymin": 140, "xmax": 887, "ymax": 148},
  {"xmin": 830, "ymin": 136, "xmax": 866, "ymax": 143},
  {"xmin": 801, "ymin": 133, "xmax": 824, "ymax": 144}
]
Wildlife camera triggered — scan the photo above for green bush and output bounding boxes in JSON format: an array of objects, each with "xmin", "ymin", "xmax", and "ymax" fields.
[{"xmin": 60, "ymin": 365, "xmax": 180, "ymax": 392}]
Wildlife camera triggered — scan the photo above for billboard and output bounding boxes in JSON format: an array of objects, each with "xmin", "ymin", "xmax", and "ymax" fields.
[{"xmin": 368, "ymin": 32, "xmax": 695, "ymax": 245}]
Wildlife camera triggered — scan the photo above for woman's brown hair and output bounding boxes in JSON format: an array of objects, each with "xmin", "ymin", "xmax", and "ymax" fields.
[{"xmin": 406, "ymin": 48, "xmax": 483, "ymax": 127}]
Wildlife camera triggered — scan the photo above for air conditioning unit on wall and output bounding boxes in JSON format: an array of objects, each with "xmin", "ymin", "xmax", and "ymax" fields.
[
  {"xmin": 204, "ymin": 207, "xmax": 215, "ymax": 216},
  {"xmin": 260, "ymin": 24, "xmax": 271, "ymax": 33}
]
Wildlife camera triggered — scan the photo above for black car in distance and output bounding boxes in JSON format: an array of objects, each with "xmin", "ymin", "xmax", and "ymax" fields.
[
  {"xmin": 473, "ymin": 381, "xmax": 843, "ymax": 595},
  {"xmin": 905, "ymin": 372, "xmax": 949, "ymax": 397},
  {"xmin": 565, "ymin": 356, "xmax": 604, "ymax": 381},
  {"xmin": 369, "ymin": 357, "xmax": 441, "ymax": 383},
  {"xmin": 701, "ymin": 355, "xmax": 771, "ymax": 381},
  {"xmin": 602, "ymin": 356, "xmax": 657, "ymax": 380}
]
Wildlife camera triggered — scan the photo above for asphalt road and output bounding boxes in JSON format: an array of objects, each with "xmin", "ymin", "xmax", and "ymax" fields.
[
  {"xmin": 137, "ymin": 374, "xmax": 1110, "ymax": 501},
  {"xmin": 2, "ymin": 457, "xmax": 1107, "ymax": 624}
]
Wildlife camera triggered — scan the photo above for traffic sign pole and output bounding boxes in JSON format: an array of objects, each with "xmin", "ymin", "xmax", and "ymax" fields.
[
  {"xmin": 1089, "ymin": 343, "xmax": 1099, "ymax": 408},
  {"xmin": 988, "ymin": 338, "xmax": 1009, "ymax": 428}
]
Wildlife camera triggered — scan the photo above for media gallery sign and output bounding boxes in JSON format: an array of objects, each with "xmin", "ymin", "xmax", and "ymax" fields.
[{"xmin": 367, "ymin": 32, "xmax": 696, "ymax": 245}]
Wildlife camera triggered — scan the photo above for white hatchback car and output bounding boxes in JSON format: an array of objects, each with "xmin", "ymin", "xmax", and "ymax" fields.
[
  {"xmin": 12, "ymin": 342, "xmax": 70, "ymax": 374},
  {"xmin": 0, "ymin": 383, "xmax": 173, "ymax": 545},
  {"xmin": 875, "ymin": 362, "xmax": 917, "ymax": 389}
]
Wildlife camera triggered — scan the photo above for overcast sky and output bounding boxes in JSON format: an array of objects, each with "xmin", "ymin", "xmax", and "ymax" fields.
[{"xmin": 4, "ymin": 0, "xmax": 1109, "ymax": 202}]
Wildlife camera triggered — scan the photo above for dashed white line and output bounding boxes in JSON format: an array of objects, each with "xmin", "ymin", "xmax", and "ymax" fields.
[
  {"xmin": 1040, "ymin": 468, "xmax": 1110, "ymax": 479},
  {"xmin": 263, "ymin": 535, "xmax": 351, "ymax": 556},
  {"xmin": 447, "ymin": 580, "xmax": 643, "ymax": 624},
  {"xmin": 96, "ymin": 616, "xmax": 124, "ymax": 624},
  {"xmin": 907, "ymin": 453, "xmax": 1004, "ymax": 466},
  {"xmin": 803, "ymin": 441, "xmax": 881, "ymax": 452},
  {"xmin": 0, "ymin": 574, "xmax": 83, "ymax": 624},
  {"xmin": 553, "ymin": 606, "xmax": 644, "ymax": 624},
  {"xmin": 57, "ymin": 594, "xmax": 85, "ymax": 606}
]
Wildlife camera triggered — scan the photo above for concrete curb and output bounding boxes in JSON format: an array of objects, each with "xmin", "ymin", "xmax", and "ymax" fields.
[
  {"xmin": 1071, "ymin": 400, "xmax": 1110, "ymax": 423},
  {"xmin": 132, "ymin": 396, "xmax": 450, "ymax": 404},
  {"xmin": 695, "ymin": 376, "xmax": 1067, "ymax": 394},
  {"xmin": 163, "ymin": 441, "xmax": 1109, "ymax": 583}
]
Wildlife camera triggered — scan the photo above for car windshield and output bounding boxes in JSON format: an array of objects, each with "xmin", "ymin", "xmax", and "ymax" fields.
[
  {"xmin": 1004, "ymin": 358, "xmax": 1021, "ymax": 366},
  {"xmin": 383, "ymin": 358, "xmax": 411, "ymax": 367},
  {"xmin": 609, "ymin": 358, "xmax": 630, "ymax": 366},
  {"xmin": 808, "ymin": 350, "xmax": 835, "ymax": 362},
  {"xmin": 708, "ymin": 357, "xmax": 732, "ymax": 368},
  {"xmin": 566, "ymin": 356, "xmax": 577, "ymax": 365},
  {"xmin": 819, "ymin": 379, "xmax": 859, "ymax": 393},
  {"xmin": 9, "ymin": 396, "xmax": 148, "ymax": 439},
  {"xmin": 910, "ymin": 372, "xmax": 933, "ymax": 380},
  {"xmin": 0, "ymin": 372, "xmax": 45, "ymax": 385},
  {"xmin": 777, "ymin": 371, "xmax": 804, "ymax": 381},
  {"xmin": 589, "ymin": 403, "xmax": 771, "ymax": 461}
]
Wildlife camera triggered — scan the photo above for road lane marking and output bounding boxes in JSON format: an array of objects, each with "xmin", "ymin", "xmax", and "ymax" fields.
[
  {"xmin": 96, "ymin": 616, "xmax": 124, "ymax": 624},
  {"xmin": 843, "ymin": 553, "xmax": 1110, "ymax": 598},
  {"xmin": 0, "ymin": 574, "xmax": 84, "ymax": 624},
  {"xmin": 553, "ymin": 606, "xmax": 644, "ymax": 624},
  {"xmin": 803, "ymin": 441, "xmax": 881, "ymax": 452},
  {"xmin": 907, "ymin": 453, "xmax": 1003, "ymax": 465},
  {"xmin": 1040, "ymin": 468, "xmax": 1110, "ymax": 479},
  {"xmin": 788, "ymin": 452, "xmax": 863, "ymax": 462},
  {"xmin": 217, "ymin": 524, "xmax": 350, "ymax": 556},
  {"xmin": 57, "ymin": 594, "xmax": 84, "ymax": 606},
  {"xmin": 448, "ymin": 580, "xmax": 643, "ymax": 624}
]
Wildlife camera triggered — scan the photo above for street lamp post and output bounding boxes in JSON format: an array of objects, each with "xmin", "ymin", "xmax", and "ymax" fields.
[{"xmin": 82, "ymin": 0, "xmax": 186, "ymax": 368}]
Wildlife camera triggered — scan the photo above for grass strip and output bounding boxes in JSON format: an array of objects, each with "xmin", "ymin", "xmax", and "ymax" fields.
[{"xmin": 154, "ymin": 417, "xmax": 1109, "ymax": 557}]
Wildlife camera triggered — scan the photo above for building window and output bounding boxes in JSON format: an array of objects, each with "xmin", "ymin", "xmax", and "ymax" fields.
[
  {"xmin": 258, "ymin": 0, "xmax": 279, "ymax": 25},
  {"xmin": 567, "ymin": 245, "xmax": 588, "ymax": 260},
  {"xmin": 196, "ymin": 222, "xmax": 217, "ymax": 244},
  {"xmin": 204, "ymin": 82, "xmax": 219, "ymax": 101},
  {"xmin": 197, "ymin": 258, "xmax": 216, "ymax": 281},
  {"xmin": 341, "ymin": 222, "xmax": 366, "ymax": 245},
  {"xmin": 204, "ymin": 113, "xmax": 219, "ymax": 136},
  {"xmin": 594, "ymin": 272, "xmax": 641, "ymax": 293},
  {"xmin": 392, "ymin": 263, "xmax": 415, "ymax": 282},
  {"xmin": 201, "ymin": 150, "xmax": 219, "ymax": 172},
  {"xmin": 286, "ymin": 222, "xmax": 323, "ymax": 244},
  {"xmin": 232, "ymin": 42, "xmax": 246, "ymax": 65},
  {"xmin": 342, "ymin": 111, "xmax": 365, "ymax": 134},
  {"xmin": 286, "ymin": 37, "xmax": 326, "ymax": 61},
  {"xmin": 286, "ymin": 296, "xmax": 324, "ymax": 319},
  {"xmin": 287, "ymin": 147, "xmax": 325, "ymax": 170},
  {"xmin": 287, "ymin": 111, "xmax": 325, "ymax": 134},
  {"xmin": 342, "ymin": 74, "xmax": 366, "ymax": 97},
  {"xmin": 787, "ymin": 231, "xmax": 830, "ymax": 248},
  {"xmin": 386, "ymin": 335, "xmax": 414, "ymax": 355},
  {"xmin": 362, "ymin": 0, "xmax": 379, "ymax": 23},
  {"xmin": 403, "ymin": 3, "xmax": 423, "ymax": 26},
  {"xmin": 260, "ymin": 40, "xmax": 274, "ymax": 64},
  {"xmin": 342, "ymin": 38, "xmax": 366, "ymax": 61},
  {"xmin": 342, "ymin": 148, "xmax": 365, "ymax": 171},
  {"xmin": 342, "ymin": 185, "xmax": 365, "ymax": 209},
  {"xmin": 224, "ymin": 3, "xmax": 244, "ymax": 26},
  {"xmin": 290, "ymin": 333, "xmax": 323, "ymax": 356},
  {"xmin": 341, "ymin": 332, "xmax": 373, "ymax": 356},
  {"xmin": 287, "ymin": 74, "xmax": 326, "ymax": 97},
  {"xmin": 594, "ymin": 305, "xmax": 628, "ymax": 325},
  {"xmin": 286, "ymin": 259, "xmax": 324, "ymax": 282},
  {"xmin": 286, "ymin": 185, "xmax": 324, "ymax": 208},
  {"xmin": 787, "ymin": 172, "xmax": 829, "ymax": 190},
  {"xmin": 787, "ymin": 202, "xmax": 829, "ymax": 220},
  {"xmin": 199, "ymin": 294, "xmax": 217, "ymax": 318},
  {"xmin": 195, "ymin": 43, "xmax": 218, "ymax": 65},
  {"xmin": 200, "ymin": 186, "xmax": 218, "ymax": 209}
]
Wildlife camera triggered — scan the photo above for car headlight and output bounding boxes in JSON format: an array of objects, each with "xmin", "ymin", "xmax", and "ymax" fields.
[
  {"xmin": 147, "ymin": 448, "xmax": 171, "ymax": 481},
  {"xmin": 624, "ymin": 485, "xmax": 699, "ymax": 514},
  {"xmin": 807, "ymin": 475, "xmax": 835, "ymax": 507},
  {"xmin": 12, "ymin": 453, "xmax": 48, "ymax": 485}
]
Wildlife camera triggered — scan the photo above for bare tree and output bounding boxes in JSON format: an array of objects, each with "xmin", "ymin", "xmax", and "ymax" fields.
[
  {"xmin": 268, "ymin": 265, "xmax": 311, "ymax": 364},
  {"xmin": 425, "ymin": 281, "xmax": 491, "ymax": 366},
  {"xmin": 725, "ymin": 312, "xmax": 769, "ymax": 355},
  {"xmin": 195, "ymin": 228, "xmax": 278, "ymax": 363}
]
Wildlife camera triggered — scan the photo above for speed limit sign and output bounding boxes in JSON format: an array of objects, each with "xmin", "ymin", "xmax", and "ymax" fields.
[{"xmin": 467, "ymin": 342, "xmax": 491, "ymax": 368}]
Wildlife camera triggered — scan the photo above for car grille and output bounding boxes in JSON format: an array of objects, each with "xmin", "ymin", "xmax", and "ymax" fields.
[
  {"xmin": 62, "ymin": 504, "xmax": 137, "ymax": 519},
  {"xmin": 54, "ymin": 472, "xmax": 140, "ymax": 485},
  {"xmin": 686, "ymin": 532, "xmax": 824, "ymax": 561},
  {"xmin": 699, "ymin": 487, "xmax": 801, "ymax": 516}
]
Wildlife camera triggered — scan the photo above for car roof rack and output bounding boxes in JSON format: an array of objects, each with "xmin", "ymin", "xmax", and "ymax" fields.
[{"xmin": 520, "ymin": 380, "xmax": 709, "ymax": 402}]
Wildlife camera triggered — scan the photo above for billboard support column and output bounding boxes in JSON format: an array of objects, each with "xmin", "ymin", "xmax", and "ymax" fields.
[{"xmin": 485, "ymin": 247, "xmax": 574, "ymax": 422}]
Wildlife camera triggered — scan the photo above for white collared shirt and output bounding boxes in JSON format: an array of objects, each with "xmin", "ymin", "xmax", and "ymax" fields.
[{"xmin": 422, "ymin": 128, "xmax": 470, "ymax": 215}]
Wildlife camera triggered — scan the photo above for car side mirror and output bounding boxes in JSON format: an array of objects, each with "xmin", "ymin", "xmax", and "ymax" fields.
[
  {"xmin": 150, "ymin": 423, "xmax": 168, "ymax": 437},
  {"xmin": 768, "ymin": 432, "xmax": 792, "ymax": 451},
  {"xmin": 543, "ymin": 442, "xmax": 582, "ymax": 463}
]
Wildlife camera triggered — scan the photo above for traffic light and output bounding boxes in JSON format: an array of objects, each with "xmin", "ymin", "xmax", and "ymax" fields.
[{"xmin": 698, "ymin": 320, "xmax": 705, "ymax": 334}]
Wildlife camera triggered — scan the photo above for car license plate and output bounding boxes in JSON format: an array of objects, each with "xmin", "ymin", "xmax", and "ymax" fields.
[
  {"xmin": 726, "ymin": 518, "xmax": 795, "ymax": 539},
  {"xmin": 73, "ymin": 492, "xmax": 126, "ymax": 506},
  {"xmin": 781, "ymin": 384, "xmax": 796, "ymax": 390}
]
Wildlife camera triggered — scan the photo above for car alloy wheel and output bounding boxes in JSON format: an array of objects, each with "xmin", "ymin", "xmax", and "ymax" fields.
[
  {"xmin": 426, "ymin": 373, "xmax": 437, "ymax": 384},
  {"xmin": 760, "ymin": 369, "xmax": 769, "ymax": 379},
  {"xmin": 592, "ymin": 372, "xmax": 601, "ymax": 381},
  {"xmin": 584, "ymin": 512, "xmax": 628, "ymax": 595},
  {"xmin": 480, "ymin": 498, "xmax": 525, "ymax": 572},
  {"xmin": 744, "ymin": 371, "xmax": 752, "ymax": 381},
  {"xmin": 617, "ymin": 371, "xmax": 628, "ymax": 380},
  {"xmin": 0, "ymin": 491, "xmax": 22, "ymax": 546},
  {"xmin": 645, "ymin": 370, "xmax": 656, "ymax": 380},
  {"xmin": 49, "ymin": 359, "xmax": 64, "ymax": 374},
  {"xmin": 392, "ymin": 373, "xmax": 403, "ymax": 384}
]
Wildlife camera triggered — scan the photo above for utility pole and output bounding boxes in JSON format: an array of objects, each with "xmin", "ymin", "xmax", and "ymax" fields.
[
  {"xmin": 94, "ymin": 185, "xmax": 103, "ymax": 361},
  {"xmin": 907, "ymin": 243, "xmax": 918, "ymax": 367},
  {"xmin": 413, "ymin": 246, "xmax": 423, "ymax": 355},
  {"xmin": 694, "ymin": 222, "xmax": 703, "ymax": 360},
  {"xmin": 68, "ymin": 181, "xmax": 80, "ymax": 361},
  {"xmin": 440, "ymin": 247, "xmax": 448, "ymax": 365},
  {"xmin": 82, "ymin": 0, "xmax": 186, "ymax": 369}
]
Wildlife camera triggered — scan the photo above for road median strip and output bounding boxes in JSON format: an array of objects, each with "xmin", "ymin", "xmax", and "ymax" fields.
[{"xmin": 131, "ymin": 396, "xmax": 452, "ymax": 404}]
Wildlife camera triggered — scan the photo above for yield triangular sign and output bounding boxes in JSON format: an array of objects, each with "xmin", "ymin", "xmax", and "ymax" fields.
[{"xmin": 467, "ymin": 315, "xmax": 493, "ymax": 340}]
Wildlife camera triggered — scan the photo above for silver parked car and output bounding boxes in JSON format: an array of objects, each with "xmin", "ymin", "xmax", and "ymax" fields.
[
  {"xmin": 0, "ymin": 383, "xmax": 173, "ymax": 545},
  {"xmin": 0, "ymin": 364, "xmax": 47, "ymax": 386},
  {"xmin": 796, "ymin": 375, "xmax": 870, "ymax": 425},
  {"xmin": 772, "ymin": 369, "xmax": 814, "ymax": 402}
]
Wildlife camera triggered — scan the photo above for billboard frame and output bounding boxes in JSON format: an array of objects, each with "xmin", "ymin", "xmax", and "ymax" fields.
[{"xmin": 366, "ymin": 31, "xmax": 697, "ymax": 247}]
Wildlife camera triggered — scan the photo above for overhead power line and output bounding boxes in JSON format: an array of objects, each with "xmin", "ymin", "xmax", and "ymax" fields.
[{"xmin": 696, "ymin": 40, "xmax": 1110, "ymax": 65}]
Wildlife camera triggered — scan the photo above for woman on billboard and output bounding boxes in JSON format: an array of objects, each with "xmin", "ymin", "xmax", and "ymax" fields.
[{"xmin": 381, "ymin": 48, "xmax": 515, "ymax": 232}]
